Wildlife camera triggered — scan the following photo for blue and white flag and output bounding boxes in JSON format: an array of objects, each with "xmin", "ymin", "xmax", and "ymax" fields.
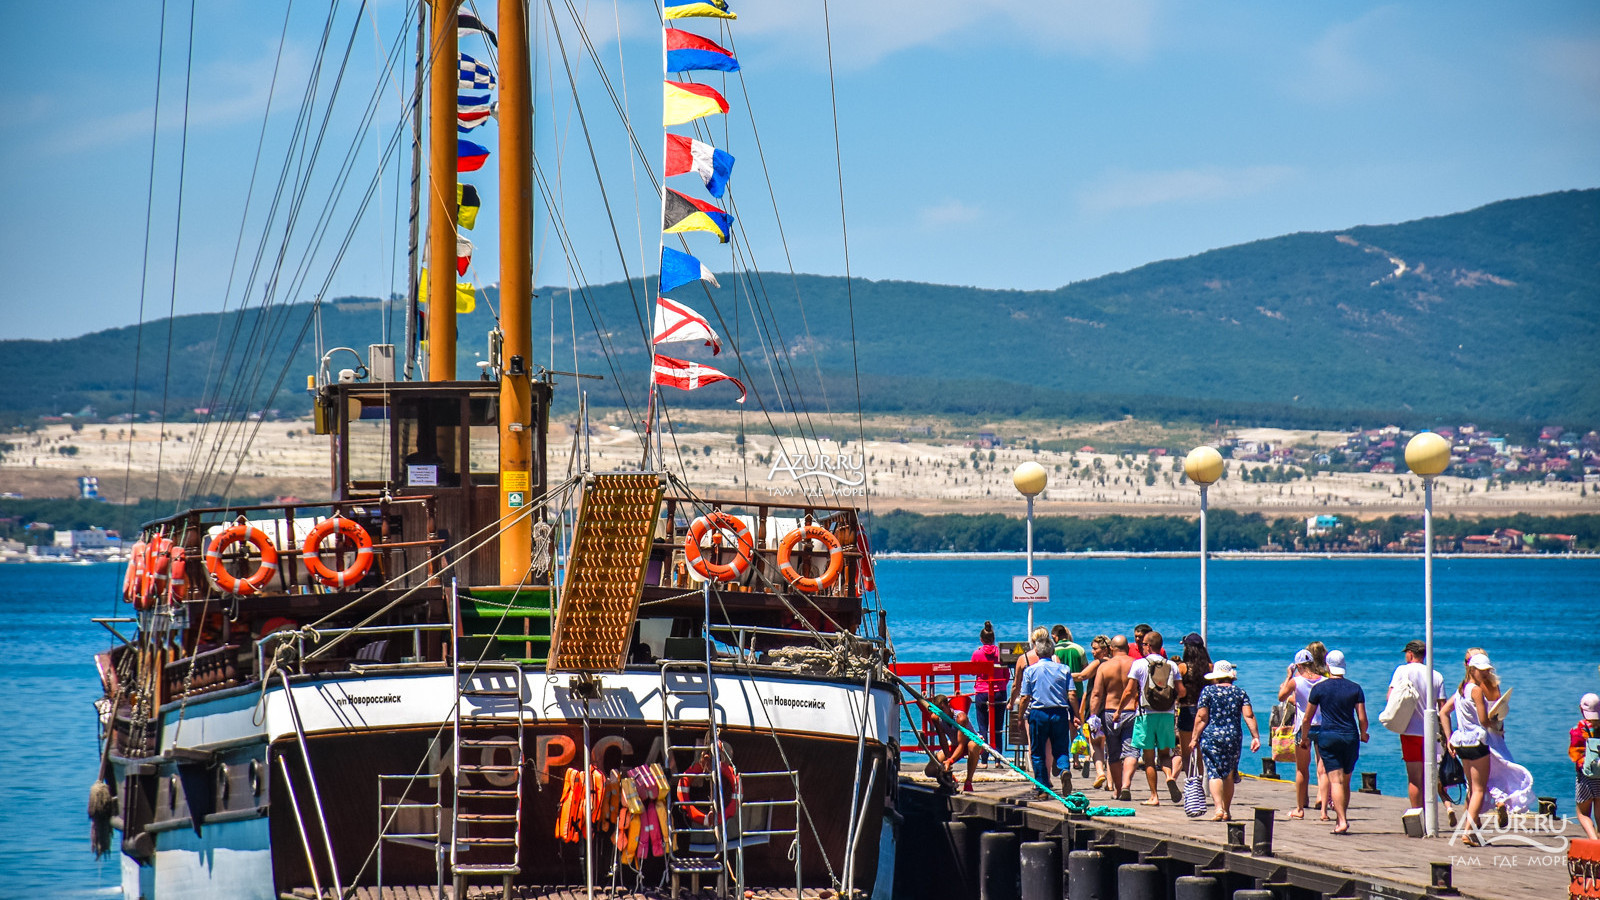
[
  {"xmin": 459, "ymin": 53, "xmax": 495, "ymax": 91},
  {"xmin": 660, "ymin": 246, "xmax": 720, "ymax": 294}
]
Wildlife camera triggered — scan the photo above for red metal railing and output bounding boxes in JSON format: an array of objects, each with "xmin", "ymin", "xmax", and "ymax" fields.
[{"xmin": 889, "ymin": 661, "xmax": 1010, "ymax": 756}]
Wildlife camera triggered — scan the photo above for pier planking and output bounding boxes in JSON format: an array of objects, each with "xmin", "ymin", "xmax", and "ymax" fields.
[{"xmin": 917, "ymin": 771, "xmax": 1569, "ymax": 900}]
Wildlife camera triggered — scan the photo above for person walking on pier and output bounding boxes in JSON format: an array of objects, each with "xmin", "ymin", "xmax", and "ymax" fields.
[
  {"xmin": 1091, "ymin": 635, "xmax": 1139, "ymax": 800},
  {"xmin": 1007, "ymin": 626, "xmax": 1050, "ymax": 764},
  {"xmin": 1077, "ymin": 635, "xmax": 1113, "ymax": 789},
  {"xmin": 1176, "ymin": 632, "xmax": 1213, "ymax": 784},
  {"xmin": 1571, "ymin": 692, "xmax": 1600, "ymax": 840},
  {"xmin": 1018, "ymin": 637, "xmax": 1077, "ymax": 798},
  {"xmin": 970, "ymin": 621, "xmax": 1007, "ymax": 768},
  {"xmin": 1439, "ymin": 652, "xmax": 1496, "ymax": 843},
  {"xmin": 1302, "ymin": 649, "xmax": 1369, "ymax": 835},
  {"xmin": 1126, "ymin": 630, "xmax": 1181, "ymax": 806},
  {"xmin": 1389, "ymin": 639, "xmax": 1447, "ymax": 812},
  {"xmin": 1191, "ymin": 659, "xmax": 1260, "ymax": 821},
  {"xmin": 1459, "ymin": 648, "xmax": 1533, "ymax": 814},
  {"xmin": 1279, "ymin": 648, "xmax": 1328, "ymax": 819},
  {"xmin": 1130, "ymin": 624, "xmax": 1152, "ymax": 660}
]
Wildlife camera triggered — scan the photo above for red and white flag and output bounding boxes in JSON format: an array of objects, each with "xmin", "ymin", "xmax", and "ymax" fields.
[
  {"xmin": 652, "ymin": 354, "xmax": 745, "ymax": 403},
  {"xmin": 652, "ymin": 296, "xmax": 721, "ymax": 355}
]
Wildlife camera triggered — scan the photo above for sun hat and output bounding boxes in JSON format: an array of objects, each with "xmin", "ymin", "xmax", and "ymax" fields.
[
  {"xmin": 1294, "ymin": 649, "xmax": 1313, "ymax": 666},
  {"xmin": 1325, "ymin": 650, "xmax": 1347, "ymax": 676},
  {"xmin": 1206, "ymin": 660, "xmax": 1238, "ymax": 680},
  {"xmin": 1467, "ymin": 653, "xmax": 1493, "ymax": 671},
  {"xmin": 1582, "ymin": 693, "xmax": 1600, "ymax": 721}
]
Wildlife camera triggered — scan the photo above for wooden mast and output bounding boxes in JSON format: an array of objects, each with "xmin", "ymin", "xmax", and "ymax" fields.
[
  {"xmin": 498, "ymin": 0, "xmax": 533, "ymax": 584},
  {"xmin": 426, "ymin": 0, "xmax": 460, "ymax": 382}
]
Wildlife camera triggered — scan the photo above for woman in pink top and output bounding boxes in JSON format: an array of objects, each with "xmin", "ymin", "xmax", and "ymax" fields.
[{"xmin": 970, "ymin": 621, "xmax": 1008, "ymax": 766}]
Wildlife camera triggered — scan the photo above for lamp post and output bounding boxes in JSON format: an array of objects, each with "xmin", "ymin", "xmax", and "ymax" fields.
[
  {"xmin": 1184, "ymin": 446, "xmax": 1224, "ymax": 644},
  {"xmin": 1406, "ymin": 431, "xmax": 1451, "ymax": 836},
  {"xmin": 1012, "ymin": 462, "xmax": 1048, "ymax": 638}
]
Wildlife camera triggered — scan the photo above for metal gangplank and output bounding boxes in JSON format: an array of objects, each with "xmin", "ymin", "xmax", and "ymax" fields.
[{"xmin": 451, "ymin": 582, "xmax": 527, "ymax": 898}]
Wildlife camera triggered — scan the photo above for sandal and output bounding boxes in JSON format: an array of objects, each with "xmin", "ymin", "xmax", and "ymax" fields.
[
  {"xmin": 1289, "ymin": 809, "xmax": 1305, "ymax": 820},
  {"xmin": 1209, "ymin": 812, "xmax": 1230, "ymax": 821}
]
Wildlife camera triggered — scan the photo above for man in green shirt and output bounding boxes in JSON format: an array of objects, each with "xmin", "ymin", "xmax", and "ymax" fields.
[{"xmin": 1052, "ymin": 625, "xmax": 1088, "ymax": 705}]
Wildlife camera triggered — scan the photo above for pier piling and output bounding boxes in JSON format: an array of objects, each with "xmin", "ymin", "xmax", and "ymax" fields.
[
  {"xmin": 1116, "ymin": 862, "xmax": 1162, "ymax": 900},
  {"xmin": 980, "ymin": 831, "xmax": 1020, "ymax": 900},
  {"xmin": 1067, "ymin": 849, "xmax": 1108, "ymax": 900},
  {"xmin": 1019, "ymin": 840, "xmax": 1059, "ymax": 900},
  {"xmin": 947, "ymin": 820, "xmax": 977, "ymax": 900},
  {"xmin": 1173, "ymin": 874, "xmax": 1221, "ymax": 900},
  {"xmin": 1230, "ymin": 891, "xmax": 1273, "ymax": 900}
]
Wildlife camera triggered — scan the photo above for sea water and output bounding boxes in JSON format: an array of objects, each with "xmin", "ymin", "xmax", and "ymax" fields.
[
  {"xmin": 880, "ymin": 555, "xmax": 1600, "ymax": 811},
  {"xmin": 2, "ymin": 558, "xmax": 1597, "ymax": 896}
]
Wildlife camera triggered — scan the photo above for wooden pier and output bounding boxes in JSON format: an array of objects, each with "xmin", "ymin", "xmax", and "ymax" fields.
[{"xmin": 896, "ymin": 771, "xmax": 1571, "ymax": 900}]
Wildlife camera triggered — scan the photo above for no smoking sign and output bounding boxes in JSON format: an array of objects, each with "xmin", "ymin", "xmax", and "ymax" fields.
[{"xmin": 1012, "ymin": 575, "xmax": 1049, "ymax": 603}]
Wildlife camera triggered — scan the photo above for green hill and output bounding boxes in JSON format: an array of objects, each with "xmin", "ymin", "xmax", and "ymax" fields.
[{"xmin": 4, "ymin": 189, "xmax": 1596, "ymax": 429}]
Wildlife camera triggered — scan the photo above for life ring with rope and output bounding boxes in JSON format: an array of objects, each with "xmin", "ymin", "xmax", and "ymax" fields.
[
  {"xmin": 136, "ymin": 535, "xmax": 174, "ymax": 610},
  {"xmin": 122, "ymin": 539, "xmax": 147, "ymax": 604},
  {"xmin": 675, "ymin": 757, "xmax": 740, "ymax": 829},
  {"xmin": 205, "ymin": 522, "xmax": 279, "ymax": 596},
  {"xmin": 301, "ymin": 516, "xmax": 374, "ymax": 589},
  {"xmin": 165, "ymin": 546, "xmax": 188, "ymax": 605},
  {"xmin": 682, "ymin": 512, "xmax": 754, "ymax": 583},
  {"xmin": 776, "ymin": 524, "xmax": 843, "ymax": 593}
]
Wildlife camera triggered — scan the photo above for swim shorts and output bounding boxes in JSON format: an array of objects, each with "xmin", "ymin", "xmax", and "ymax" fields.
[
  {"xmin": 1317, "ymin": 731, "xmax": 1360, "ymax": 774},
  {"xmin": 1132, "ymin": 711, "xmax": 1177, "ymax": 752},
  {"xmin": 1103, "ymin": 711, "xmax": 1138, "ymax": 760}
]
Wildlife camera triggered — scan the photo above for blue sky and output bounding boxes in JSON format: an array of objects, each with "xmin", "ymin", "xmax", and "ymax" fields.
[{"xmin": 1, "ymin": 0, "xmax": 1596, "ymax": 340}]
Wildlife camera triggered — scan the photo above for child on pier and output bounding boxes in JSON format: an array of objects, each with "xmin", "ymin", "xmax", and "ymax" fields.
[{"xmin": 1572, "ymin": 692, "xmax": 1600, "ymax": 840}]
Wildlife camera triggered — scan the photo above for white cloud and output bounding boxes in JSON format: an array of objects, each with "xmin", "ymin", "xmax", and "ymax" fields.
[
  {"xmin": 1078, "ymin": 164, "xmax": 1296, "ymax": 214},
  {"xmin": 919, "ymin": 198, "xmax": 982, "ymax": 228},
  {"xmin": 1287, "ymin": 8, "xmax": 1396, "ymax": 104},
  {"xmin": 734, "ymin": 0, "xmax": 1160, "ymax": 68},
  {"xmin": 1531, "ymin": 36, "xmax": 1600, "ymax": 120}
]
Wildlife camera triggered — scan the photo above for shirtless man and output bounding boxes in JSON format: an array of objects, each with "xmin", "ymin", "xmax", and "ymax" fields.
[{"xmin": 1091, "ymin": 635, "xmax": 1139, "ymax": 801}]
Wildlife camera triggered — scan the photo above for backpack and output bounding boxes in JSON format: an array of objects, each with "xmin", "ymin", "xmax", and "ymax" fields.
[
  {"xmin": 1379, "ymin": 672, "xmax": 1419, "ymax": 734},
  {"xmin": 1143, "ymin": 658, "xmax": 1177, "ymax": 712},
  {"xmin": 1584, "ymin": 734, "xmax": 1600, "ymax": 780}
]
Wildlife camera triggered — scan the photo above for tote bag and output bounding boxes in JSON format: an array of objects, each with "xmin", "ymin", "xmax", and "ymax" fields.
[
  {"xmin": 1379, "ymin": 675, "xmax": 1419, "ymax": 734},
  {"xmin": 1183, "ymin": 753, "xmax": 1208, "ymax": 817},
  {"xmin": 1269, "ymin": 700, "xmax": 1299, "ymax": 762}
]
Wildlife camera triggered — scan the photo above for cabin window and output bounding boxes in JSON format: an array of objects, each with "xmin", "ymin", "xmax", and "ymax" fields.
[
  {"xmin": 467, "ymin": 397, "xmax": 499, "ymax": 478},
  {"xmin": 397, "ymin": 398, "xmax": 461, "ymax": 487},
  {"xmin": 347, "ymin": 399, "xmax": 391, "ymax": 484}
]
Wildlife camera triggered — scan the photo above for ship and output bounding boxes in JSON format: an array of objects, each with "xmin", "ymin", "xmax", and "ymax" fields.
[{"xmin": 88, "ymin": 1, "xmax": 899, "ymax": 897}]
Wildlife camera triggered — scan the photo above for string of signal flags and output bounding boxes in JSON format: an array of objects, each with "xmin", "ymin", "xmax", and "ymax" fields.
[{"xmin": 653, "ymin": 0, "xmax": 746, "ymax": 404}]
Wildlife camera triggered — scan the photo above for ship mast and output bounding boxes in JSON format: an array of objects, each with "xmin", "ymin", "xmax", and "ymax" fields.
[
  {"xmin": 498, "ymin": 0, "xmax": 534, "ymax": 584},
  {"xmin": 426, "ymin": 0, "xmax": 460, "ymax": 381}
]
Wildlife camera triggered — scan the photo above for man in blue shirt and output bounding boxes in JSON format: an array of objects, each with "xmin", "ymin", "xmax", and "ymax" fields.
[{"xmin": 1019, "ymin": 637, "xmax": 1077, "ymax": 798}]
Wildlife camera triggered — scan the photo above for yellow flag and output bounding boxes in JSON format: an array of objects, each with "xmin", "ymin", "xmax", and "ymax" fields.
[{"xmin": 419, "ymin": 269, "xmax": 477, "ymax": 313}]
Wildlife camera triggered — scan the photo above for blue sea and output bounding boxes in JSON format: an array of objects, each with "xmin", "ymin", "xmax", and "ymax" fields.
[{"xmin": 3, "ymin": 558, "xmax": 1598, "ymax": 897}]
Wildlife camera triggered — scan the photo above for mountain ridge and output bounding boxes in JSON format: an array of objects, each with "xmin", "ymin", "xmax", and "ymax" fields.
[{"xmin": 5, "ymin": 188, "xmax": 1595, "ymax": 428}]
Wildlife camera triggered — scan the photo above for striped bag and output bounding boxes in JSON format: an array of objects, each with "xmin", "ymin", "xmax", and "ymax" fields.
[{"xmin": 1183, "ymin": 753, "xmax": 1207, "ymax": 818}]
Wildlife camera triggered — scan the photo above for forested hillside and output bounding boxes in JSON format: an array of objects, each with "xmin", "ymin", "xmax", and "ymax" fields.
[{"xmin": 4, "ymin": 189, "xmax": 1595, "ymax": 428}]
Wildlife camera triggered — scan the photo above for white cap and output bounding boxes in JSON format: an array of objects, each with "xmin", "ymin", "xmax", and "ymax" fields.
[
  {"xmin": 1207, "ymin": 659, "xmax": 1238, "ymax": 680},
  {"xmin": 1326, "ymin": 649, "xmax": 1347, "ymax": 676},
  {"xmin": 1467, "ymin": 653, "xmax": 1493, "ymax": 671}
]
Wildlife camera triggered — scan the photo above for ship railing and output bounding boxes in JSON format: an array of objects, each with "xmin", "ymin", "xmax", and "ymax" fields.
[
  {"xmin": 888, "ymin": 661, "xmax": 1011, "ymax": 763},
  {"xmin": 163, "ymin": 644, "xmax": 242, "ymax": 698},
  {"xmin": 705, "ymin": 623, "xmax": 885, "ymax": 666},
  {"xmin": 258, "ymin": 622, "xmax": 456, "ymax": 677},
  {"xmin": 135, "ymin": 495, "xmax": 445, "ymax": 601},
  {"xmin": 656, "ymin": 498, "xmax": 870, "ymax": 601}
]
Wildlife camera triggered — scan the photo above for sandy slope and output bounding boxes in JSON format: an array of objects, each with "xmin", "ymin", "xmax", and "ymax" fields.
[{"xmin": 1, "ymin": 418, "xmax": 1592, "ymax": 518}]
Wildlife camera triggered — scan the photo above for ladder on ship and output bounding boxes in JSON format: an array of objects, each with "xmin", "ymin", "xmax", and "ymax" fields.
[{"xmin": 450, "ymin": 584, "xmax": 526, "ymax": 897}]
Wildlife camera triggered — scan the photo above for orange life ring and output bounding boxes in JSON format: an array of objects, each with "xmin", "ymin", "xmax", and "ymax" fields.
[
  {"xmin": 165, "ymin": 546, "xmax": 188, "ymax": 605},
  {"xmin": 205, "ymin": 524, "xmax": 279, "ymax": 596},
  {"xmin": 683, "ymin": 513, "xmax": 754, "ymax": 582},
  {"xmin": 137, "ymin": 535, "xmax": 173, "ymax": 610},
  {"xmin": 777, "ymin": 525, "xmax": 843, "ymax": 593},
  {"xmin": 301, "ymin": 517, "xmax": 373, "ymax": 588},
  {"xmin": 675, "ymin": 759, "xmax": 739, "ymax": 828},
  {"xmin": 122, "ymin": 540, "xmax": 147, "ymax": 603}
]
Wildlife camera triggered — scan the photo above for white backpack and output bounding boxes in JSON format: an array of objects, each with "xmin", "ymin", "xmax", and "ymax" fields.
[{"xmin": 1379, "ymin": 674, "xmax": 1419, "ymax": 734}]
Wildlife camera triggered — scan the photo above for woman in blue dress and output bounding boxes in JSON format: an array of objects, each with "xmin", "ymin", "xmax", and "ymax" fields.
[{"xmin": 1192, "ymin": 660, "xmax": 1261, "ymax": 821}]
